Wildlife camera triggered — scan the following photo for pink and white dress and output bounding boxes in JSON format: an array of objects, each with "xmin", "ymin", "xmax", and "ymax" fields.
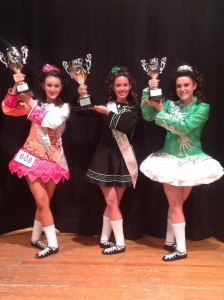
[{"xmin": 2, "ymin": 90, "xmax": 70, "ymax": 183}]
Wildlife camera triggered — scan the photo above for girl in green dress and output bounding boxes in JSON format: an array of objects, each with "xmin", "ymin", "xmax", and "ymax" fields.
[{"xmin": 140, "ymin": 64, "xmax": 224, "ymax": 261}]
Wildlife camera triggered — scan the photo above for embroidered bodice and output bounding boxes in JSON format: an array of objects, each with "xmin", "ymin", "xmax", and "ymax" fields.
[
  {"xmin": 100, "ymin": 101, "xmax": 140, "ymax": 148},
  {"xmin": 141, "ymin": 96, "xmax": 210, "ymax": 158},
  {"xmin": 2, "ymin": 92, "xmax": 70, "ymax": 162}
]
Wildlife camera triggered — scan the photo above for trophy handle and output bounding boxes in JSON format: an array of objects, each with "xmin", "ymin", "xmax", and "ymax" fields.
[
  {"xmin": 62, "ymin": 61, "xmax": 72, "ymax": 77},
  {"xmin": 21, "ymin": 46, "xmax": 28, "ymax": 64},
  {"xmin": 141, "ymin": 60, "xmax": 148, "ymax": 73},
  {"xmin": 160, "ymin": 57, "xmax": 167, "ymax": 73},
  {"xmin": 85, "ymin": 54, "xmax": 92, "ymax": 74},
  {"xmin": 0, "ymin": 53, "xmax": 8, "ymax": 67}
]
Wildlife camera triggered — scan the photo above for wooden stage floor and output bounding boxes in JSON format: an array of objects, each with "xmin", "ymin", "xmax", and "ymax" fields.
[{"xmin": 0, "ymin": 229, "xmax": 224, "ymax": 300}]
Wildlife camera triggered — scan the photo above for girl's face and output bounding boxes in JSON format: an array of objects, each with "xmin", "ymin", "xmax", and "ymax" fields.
[
  {"xmin": 42, "ymin": 75, "xmax": 63, "ymax": 102},
  {"xmin": 176, "ymin": 76, "xmax": 197, "ymax": 105},
  {"xmin": 113, "ymin": 75, "xmax": 131, "ymax": 103}
]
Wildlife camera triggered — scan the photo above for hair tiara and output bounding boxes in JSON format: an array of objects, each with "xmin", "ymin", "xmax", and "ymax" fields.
[
  {"xmin": 42, "ymin": 64, "xmax": 59, "ymax": 73},
  {"xmin": 177, "ymin": 65, "xmax": 193, "ymax": 72}
]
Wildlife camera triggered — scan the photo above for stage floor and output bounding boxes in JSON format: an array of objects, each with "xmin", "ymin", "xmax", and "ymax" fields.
[{"xmin": 0, "ymin": 229, "xmax": 224, "ymax": 299}]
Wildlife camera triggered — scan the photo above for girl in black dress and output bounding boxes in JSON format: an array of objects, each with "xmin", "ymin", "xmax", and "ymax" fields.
[{"xmin": 80, "ymin": 66, "xmax": 140, "ymax": 254}]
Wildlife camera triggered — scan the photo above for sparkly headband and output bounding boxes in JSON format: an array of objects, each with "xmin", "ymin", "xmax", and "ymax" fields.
[
  {"xmin": 177, "ymin": 65, "xmax": 193, "ymax": 72},
  {"xmin": 42, "ymin": 64, "xmax": 59, "ymax": 73},
  {"xmin": 111, "ymin": 66, "xmax": 121, "ymax": 74}
]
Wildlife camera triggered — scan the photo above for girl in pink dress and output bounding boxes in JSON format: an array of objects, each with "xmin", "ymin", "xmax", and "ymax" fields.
[{"xmin": 2, "ymin": 64, "xmax": 70, "ymax": 258}]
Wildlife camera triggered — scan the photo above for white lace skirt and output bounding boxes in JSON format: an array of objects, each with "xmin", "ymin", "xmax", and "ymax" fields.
[{"xmin": 140, "ymin": 152, "xmax": 224, "ymax": 186}]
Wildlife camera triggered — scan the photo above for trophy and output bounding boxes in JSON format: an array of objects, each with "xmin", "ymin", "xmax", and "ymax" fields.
[
  {"xmin": 0, "ymin": 46, "xmax": 32, "ymax": 94},
  {"xmin": 141, "ymin": 57, "xmax": 167, "ymax": 102},
  {"xmin": 62, "ymin": 53, "xmax": 94, "ymax": 111}
]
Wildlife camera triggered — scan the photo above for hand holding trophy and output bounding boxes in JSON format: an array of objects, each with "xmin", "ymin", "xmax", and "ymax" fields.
[
  {"xmin": 0, "ymin": 46, "xmax": 32, "ymax": 95},
  {"xmin": 62, "ymin": 53, "xmax": 94, "ymax": 111},
  {"xmin": 141, "ymin": 57, "xmax": 167, "ymax": 102}
]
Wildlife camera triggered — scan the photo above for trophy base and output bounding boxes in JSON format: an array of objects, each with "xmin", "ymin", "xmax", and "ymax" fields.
[
  {"xmin": 16, "ymin": 82, "xmax": 30, "ymax": 93},
  {"xmin": 149, "ymin": 96, "xmax": 165, "ymax": 103},
  {"xmin": 71, "ymin": 95, "xmax": 94, "ymax": 112},
  {"xmin": 71, "ymin": 103, "xmax": 94, "ymax": 112}
]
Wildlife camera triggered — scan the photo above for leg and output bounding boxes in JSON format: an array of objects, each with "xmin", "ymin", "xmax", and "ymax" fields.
[
  {"xmin": 164, "ymin": 184, "xmax": 192, "ymax": 223},
  {"xmin": 26, "ymin": 177, "xmax": 59, "ymax": 258},
  {"xmin": 162, "ymin": 184, "xmax": 192, "ymax": 262},
  {"xmin": 31, "ymin": 179, "xmax": 57, "ymax": 248},
  {"xmin": 30, "ymin": 219, "xmax": 46, "ymax": 250},
  {"xmin": 164, "ymin": 218, "xmax": 176, "ymax": 252},
  {"xmin": 164, "ymin": 185, "xmax": 192, "ymax": 251},
  {"xmin": 182, "ymin": 186, "xmax": 192, "ymax": 203},
  {"xmin": 100, "ymin": 186, "xmax": 121, "ymax": 247},
  {"xmin": 100, "ymin": 186, "xmax": 126, "ymax": 255},
  {"xmin": 100, "ymin": 186, "xmax": 125, "ymax": 221},
  {"xmin": 100, "ymin": 187, "xmax": 126, "ymax": 248},
  {"xmin": 99, "ymin": 215, "xmax": 114, "ymax": 248},
  {"xmin": 26, "ymin": 177, "xmax": 56, "ymax": 227}
]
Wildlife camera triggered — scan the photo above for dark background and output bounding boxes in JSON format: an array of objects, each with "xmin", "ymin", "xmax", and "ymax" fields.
[{"xmin": 0, "ymin": 0, "xmax": 224, "ymax": 242}]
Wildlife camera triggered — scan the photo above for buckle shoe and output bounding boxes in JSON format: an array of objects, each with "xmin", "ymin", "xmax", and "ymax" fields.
[
  {"xmin": 102, "ymin": 245, "xmax": 125, "ymax": 255},
  {"xmin": 35, "ymin": 246, "xmax": 59, "ymax": 259},
  {"xmin": 31, "ymin": 240, "xmax": 47, "ymax": 250},
  {"xmin": 162, "ymin": 250, "xmax": 187, "ymax": 262},
  {"xmin": 99, "ymin": 241, "xmax": 114, "ymax": 249},
  {"xmin": 164, "ymin": 243, "xmax": 177, "ymax": 252}
]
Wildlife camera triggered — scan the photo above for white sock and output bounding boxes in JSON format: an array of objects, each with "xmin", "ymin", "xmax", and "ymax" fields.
[
  {"xmin": 43, "ymin": 225, "xmax": 58, "ymax": 248},
  {"xmin": 172, "ymin": 222, "xmax": 186, "ymax": 253},
  {"xmin": 110, "ymin": 219, "xmax": 125, "ymax": 247},
  {"xmin": 100, "ymin": 215, "xmax": 112, "ymax": 243},
  {"xmin": 165, "ymin": 219, "xmax": 175, "ymax": 246},
  {"xmin": 31, "ymin": 220, "xmax": 43, "ymax": 242}
]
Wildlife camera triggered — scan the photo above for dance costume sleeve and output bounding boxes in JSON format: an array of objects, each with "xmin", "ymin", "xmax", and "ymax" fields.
[
  {"xmin": 106, "ymin": 106, "xmax": 140, "ymax": 133},
  {"xmin": 155, "ymin": 101, "xmax": 210, "ymax": 135},
  {"xmin": 28, "ymin": 103, "xmax": 70, "ymax": 129},
  {"xmin": 2, "ymin": 89, "xmax": 30, "ymax": 116}
]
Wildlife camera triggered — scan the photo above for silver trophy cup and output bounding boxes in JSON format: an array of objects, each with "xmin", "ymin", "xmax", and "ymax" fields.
[
  {"xmin": 62, "ymin": 54, "xmax": 94, "ymax": 111},
  {"xmin": 141, "ymin": 57, "xmax": 167, "ymax": 102},
  {"xmin": 0, "ymin": 46, "xmax": 31, "ymax": 94}
]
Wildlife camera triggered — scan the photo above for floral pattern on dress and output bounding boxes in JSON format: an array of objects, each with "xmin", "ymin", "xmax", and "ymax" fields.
[{"xmin": 157, "ymin": 115, "xmax": 194, "ymax": 156}]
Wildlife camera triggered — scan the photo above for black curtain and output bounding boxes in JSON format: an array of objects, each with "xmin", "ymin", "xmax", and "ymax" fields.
[{"xmin": 0, "ymin": 0, "xmax": 224, "ymax": 241}]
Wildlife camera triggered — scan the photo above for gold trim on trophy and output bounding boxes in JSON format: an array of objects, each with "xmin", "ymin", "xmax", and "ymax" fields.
[
  {"xmin": 0, "ymin": 46, "xmax": 31, "ymax": 94},
  {"xmin": 62, "ymin": 54, "xmax": 94, "ymax": 111},
  {"xmin": 141, "ymin": 57, "xmax": 167, "ymax": 102}
]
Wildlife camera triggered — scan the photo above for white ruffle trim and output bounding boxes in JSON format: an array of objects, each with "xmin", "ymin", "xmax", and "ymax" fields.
[{"xmin": 140, "ymin": 152, "xmax": 224, "ymax": 186}]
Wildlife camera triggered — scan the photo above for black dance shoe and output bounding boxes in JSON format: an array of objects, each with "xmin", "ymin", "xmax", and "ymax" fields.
[
  {"xmin": 162, "ymin": 250, "xmax": 187, "ymax": 262},
  {"xmin": 164, "ymin": 243, "xmax": 177, "ymax": 252},
  {"xmin": 35, "ymin": 246, "xmax": 59, "ymax": 259},
  {"xmin": 99, "ymin": 241, "xmax": 115, "ymax": 249},
  {"xmin": 31, "ymin": 240, "xmax": 47, "ymax": 250},
  {"xmin": 102, "ymin": 245, "xmax": 125, "ymax": 255}
]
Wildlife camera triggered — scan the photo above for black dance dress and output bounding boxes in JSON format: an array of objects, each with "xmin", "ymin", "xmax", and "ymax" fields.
[{"xmin": 86, "ymin": 101, "xmax": 140, "ymax": 187}]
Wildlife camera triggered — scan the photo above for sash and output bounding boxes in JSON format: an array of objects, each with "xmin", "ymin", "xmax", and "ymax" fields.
[
  {"xmin": 35, "ymin": 123, "xmax": 69, "ymax": 171},
  {"xmin": 107, "ymin": 101, "xmax": 138, "ymax": 188}
]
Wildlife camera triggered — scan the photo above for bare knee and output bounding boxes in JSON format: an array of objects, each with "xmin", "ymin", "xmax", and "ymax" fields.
[
  {"xmin": 35, "ymin": 196, "xmax": 50, "ymax": 211},
  {"xmin": 106, "ymin": 197, "xmax": 118, "ymax": 211}
]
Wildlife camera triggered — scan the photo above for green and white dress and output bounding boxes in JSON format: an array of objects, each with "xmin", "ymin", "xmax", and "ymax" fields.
[{"xmin": 140, "ymin": 93, "xmax": 224, "ymax": 186}]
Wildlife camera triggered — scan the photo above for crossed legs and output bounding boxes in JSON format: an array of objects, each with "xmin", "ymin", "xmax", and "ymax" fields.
[
  {"xmin": 100, "ymin": 186, "xmax": 126, "ymax": 254},
  {"xmin": 26, "ymin": 176, "xmax": 59, "ymax": 258},
  {"xmin": 163, "ymin": 183, "xmax": 192, "ymax": 261}
]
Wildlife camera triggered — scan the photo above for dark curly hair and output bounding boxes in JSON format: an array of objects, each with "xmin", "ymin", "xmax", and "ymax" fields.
[
  {"xmin": 37, "ymin": 66, "xmax": 68, "ymax": 106},
  {"xmin": 105, "ymin": 65, "xmax": 138, "ymax": 106},
  {"xmin": 170, "ymin": 64, "xmax": 205, "ymax": 103}
]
